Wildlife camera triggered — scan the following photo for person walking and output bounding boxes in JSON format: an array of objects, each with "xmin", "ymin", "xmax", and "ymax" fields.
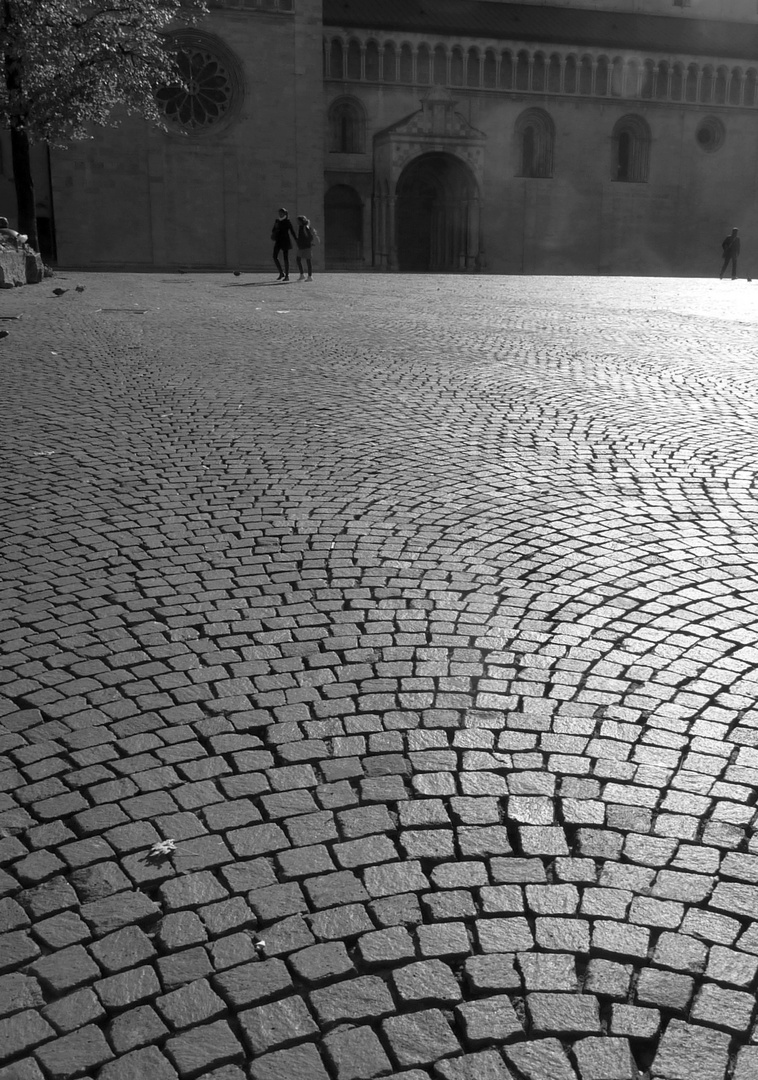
[
  {"xmin": 271, "ymin": 208, "xmax": 297, "ymax": 281},
  {"xmin": 295, "ymin": 216, "xmax": 319, "ymax": 281},
  {"xmin": 720, "ymin": 227, "xmax": 741, "ymax": 280}
]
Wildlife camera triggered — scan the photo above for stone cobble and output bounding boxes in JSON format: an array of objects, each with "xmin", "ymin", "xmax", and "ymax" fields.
[{"xmin": 1, "ymin": 272, "xmax": 758, "ymax": 1078}]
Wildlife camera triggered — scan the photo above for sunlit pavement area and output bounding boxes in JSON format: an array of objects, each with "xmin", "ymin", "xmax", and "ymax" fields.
[{"xmin": 2, "ymin": 270, "xmax": 758, "ymax": 1080}]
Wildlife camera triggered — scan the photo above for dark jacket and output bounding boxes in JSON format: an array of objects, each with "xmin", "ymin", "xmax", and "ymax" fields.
[
  {"xmin": 272, "ymin": 217, "xmax": 296, "ymax": 250},
  {"xmin": 722, "ymin": 234, "xmax": 741, "ymax": 256},
  {"xmin": 296, "ymin": 223, "xmax": 313, "ymax": 250}
]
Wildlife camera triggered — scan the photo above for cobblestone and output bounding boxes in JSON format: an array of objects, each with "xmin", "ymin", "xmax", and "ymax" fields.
[{"xmin": 3, "ymin": 274, "xmax": 758, "ymax": 1078}]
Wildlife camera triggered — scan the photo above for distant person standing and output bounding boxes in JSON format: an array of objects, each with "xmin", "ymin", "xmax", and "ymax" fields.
[
  {"xmin": 720, "ymin": 227, "xmax": 740, "ymax": 280},
  {"xmin": 295, "ymin": 216, "xmax": 320, "ymax": 281},
  {"xmin": 271, "ymin": 208, "xmax": 297, "ymax": 281}
]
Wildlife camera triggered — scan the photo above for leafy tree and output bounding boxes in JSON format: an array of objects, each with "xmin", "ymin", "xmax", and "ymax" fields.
[{"xmin": 0, "ymin": 0, "xmax": 207, "ymax": 253}]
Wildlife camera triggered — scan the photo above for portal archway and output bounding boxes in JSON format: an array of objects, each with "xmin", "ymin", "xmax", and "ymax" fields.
[{"xmin": 395, "ymin": 153, "xmax": 480, "ymax": 272}]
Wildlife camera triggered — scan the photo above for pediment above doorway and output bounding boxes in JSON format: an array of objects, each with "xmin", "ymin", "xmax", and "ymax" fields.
[{"xmin": 374, "ymin": 87, "xmax": 486, "ymax": 181}]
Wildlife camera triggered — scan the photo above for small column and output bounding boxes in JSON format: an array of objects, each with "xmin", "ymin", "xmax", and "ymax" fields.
[
  {"xmin": 467, "ymin": 194, "xmax": 480, "ymax": 270},
  {"xmin": 387, "ymin": 195, "xmax": 397, "ymax": 270},
  {"xmin": 360, "ymin": 43, "xmax": 366, "ymax": 82}
]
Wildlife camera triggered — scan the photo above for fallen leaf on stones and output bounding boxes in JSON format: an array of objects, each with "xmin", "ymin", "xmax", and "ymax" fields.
[{"xmin": 148, "ymin": 839, "xmax": 176, "ymax": 859}]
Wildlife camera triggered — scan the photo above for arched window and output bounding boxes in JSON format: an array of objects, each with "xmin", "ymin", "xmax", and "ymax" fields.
[
  {"xmin": 685, "ymin": 64, "xmax": 698, "ymax": 102},
  {"xmin": 564, "ymin": 56, "xmax": 577, "ymax": 94},
  {"xmin": 671, "ymin": 64, "xmax": 683, "ymax": 101},
  {"xmin": 745, "ymin": 69, "xmax": 757, "ymax": 106},
  {"xmin": 579, "ymin": 55, "xmax": 593, "ymax": 95},
  {"xmin": 655, "ymin": 61, "xmax": 669, "ymax": 100},
  {"xmin": 500, "ymin": 51, "xmax": 514, "ymax": 89},
  {"xmin": 548, "ymin": 54, "xmax": 561, "ymax": 93},
  {"xmin": 532, "ymin": 53, "xmax": 546, "ymax": 92},
  {"xmin": 467, "ymin": 48, "xmax": 481, "ymax": 88},
  {"xmin": 417, "ymin": 44, "xmax": 431, "ymax": 84},
  {"xmin": 433, "ymin": 45, "xmax": 447, "ymax": 85},
  {"xmin": 515, "ymin": 108, "xmax": 555, "ymax": 178},
  {"xmin": 612, "ymin": 114, "xmax": 651, "ymax": 182},
  {"xmin": 365, "ymin": 40, "xmax": 380, "ymax": 81},
  {"xmin": 611, "ymin": 57, "xmax": 624, "ymax": 97},
  {"xmin": 596, "ymin": 57, "xmax": 609, "ymax": 96},
  {"xmin": 347, "ymin": 39, "xmax": 361, "ymax": 80},
  {"xmin": 729, "ymin": 68, "xmax": 743, "ymax": 106},
  {"xmin": 383, "ymin": 42, "xmax": 396, "ymax": 82},
  {"xmin": 329, "ymin": 39, "xmax": 344, "ymax": 79},
  {"xmin": 399, "ymin": 43, "xmax": 413, "ymax": 82},
  {"xmin": 329, "ymin": 98, "xmax": 365, "ymax": 153},
  {"xmin": 516, "ymin": 50, "xmax": 530, "ymax": 91},
  {"xmin": 450, "ymin": 47, "xmax": 464, "ymax": 86},
  {"xmin": 483, "ymin": 50, "xmax": 497, "ymax": 89}
]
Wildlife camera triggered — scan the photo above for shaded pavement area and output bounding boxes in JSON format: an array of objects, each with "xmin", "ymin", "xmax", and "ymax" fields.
[{"xmin": 2, "ymin": 271, "xmax": 758, "ymax": 1080}]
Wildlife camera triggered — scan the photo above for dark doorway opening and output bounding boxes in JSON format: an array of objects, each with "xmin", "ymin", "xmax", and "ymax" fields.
[
  {"xmin": 324, "ymin": 184, "xmax": 363, "ymax": 267},
  {"xmin": 395, "ymin": 153, "xmax": 478, "ymax": 272}
]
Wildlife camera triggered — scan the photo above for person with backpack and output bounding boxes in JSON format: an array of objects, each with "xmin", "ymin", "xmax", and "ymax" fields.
[
  {"xmin": 720, "ymin": 227, "xmax": 741, "ymax": 280},
  {"xmin": 271, "ymin": 208, "xmax": 297, "ymax": 281},
  {"xmin": 295, "ymin": 216, "xmax": 320, "ymax": 281}
]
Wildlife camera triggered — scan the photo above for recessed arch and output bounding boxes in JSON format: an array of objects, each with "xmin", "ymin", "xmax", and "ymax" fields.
[
  {"xmin": 612, "ymin": 114, "xmax": 651, "ymax": 182},
  {"xmin": 515, "ymin": 107, "xmax": 555, "ymax": 178},
  {"xmin": 395, "ymin": 152, "xmax": 480, "ymax": 272},
  {"xmin": 328, "ymin": 96, "xmax": 366, "ymax": 153}
]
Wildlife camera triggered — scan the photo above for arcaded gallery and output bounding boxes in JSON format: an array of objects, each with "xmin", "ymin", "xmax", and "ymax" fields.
[{"xmin": 3, "ymin": 0, "xmax": 758, "ymax": 275}]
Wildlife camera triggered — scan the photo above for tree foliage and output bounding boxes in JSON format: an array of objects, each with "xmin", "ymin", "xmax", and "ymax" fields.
[
  {"xmin": 1, "ymin": 0, "xmax": 208, "ymax": 145},
  {"xmin": 1, "ymin": 0, "xmax": 207, "ymax": 251}
]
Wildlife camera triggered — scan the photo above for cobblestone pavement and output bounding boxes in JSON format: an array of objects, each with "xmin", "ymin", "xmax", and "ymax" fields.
[{"xmin": 2, "ymin": 271, "xmax": 758, "ymax": 1080}]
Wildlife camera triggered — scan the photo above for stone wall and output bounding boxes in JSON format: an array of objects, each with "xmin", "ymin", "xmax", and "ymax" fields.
[{"xmin": 51, "ymin": 0, "xmax": 325, "ymax": 270}]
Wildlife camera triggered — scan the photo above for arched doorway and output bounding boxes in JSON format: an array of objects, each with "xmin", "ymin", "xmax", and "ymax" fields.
[
  {"xmin": 324, "ymin": 184, "xmax": 363, "ymax": 267},
  {"xmin": 395, "ymin": 153, "xmax": 479, "ymax": 271}
]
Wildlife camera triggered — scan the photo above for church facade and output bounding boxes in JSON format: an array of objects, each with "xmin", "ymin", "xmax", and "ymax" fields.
[{"xmin": 4, "ymin": 0, "xmax": 758, "ymax": 275}]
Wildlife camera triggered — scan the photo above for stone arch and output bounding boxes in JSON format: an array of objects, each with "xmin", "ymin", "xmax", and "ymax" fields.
[
  {"xmin": 532, "ymin": 52, "xmax": 547, "ymax": 92},
  {"xmin": 395, "ymin": 152, "xmax": 480, "ymax": 272},
  {"xmin": 500, "ymin": 50, "xmax": 514, "ymax": 90},
  {"xmin": 564, "ymin": 54, "xmax": 578, "ymax": 94},
  {"xmin": 612, "ymin": 114, "xmax": 651, "ymax": 182},
  {"xmin": 516, "ymin": 50, "xmax": 530, "ymax": 91},
  {"xmin": 346, "ymin": 38, "xmax": 361, "ymax": 80},
  {"xmin": 671, "ymin": 63, "xmax": 684, "ymax": 101},
  {"xmin": 467, "ymin": 47, "xmax": 481, "ymax": 88},
  {"xmin": 483, "ymin": 50, "xmax": 497, "ymax": 89},
  {"xmin": 383, "ymin": 41, "xmax": 397, "ymax": 82},
  {"xmin": 515, "ymin": 107, "xmax": 555, "ymax": 178},
  {"xmin": 450, "ymin": 46, "xmax": 465, "ymax": 86},
  {"xmin": 417, "ymin": 44, "xmax": 432, "ymax": 84},
  {"xmin": 328, "ymin": 97, "xmax": 366, "ymax": 153},
  {"xmin": 329, "ymin": 38, "xmax": 345, "ymax": 79},
  {"xmin": 729, "ymin": 68, "xmax": 743, "ymax": 105},
  {"xmin": 365, "ymin": 39, "xmax": 380, "ymax": 81},
  {"xmin": 547, "ymin": 54, "xmax": 562, "ymax": 93},
  {"xmin": 399, "ymin": 43, "xmax": 414, "ymax": 82},
  {"xmin": 433, "ymin": 45, "xmax": 447, "ymax": 85}
]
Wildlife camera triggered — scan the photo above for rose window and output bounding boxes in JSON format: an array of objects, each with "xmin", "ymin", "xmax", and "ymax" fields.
[{"xmin": 156, "ymin": 39, "xmax": 238, "ymax": 132}]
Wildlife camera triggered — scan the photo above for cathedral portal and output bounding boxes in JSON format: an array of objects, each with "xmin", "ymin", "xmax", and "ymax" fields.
[{"xmin": 396, "ymin": 154, "xmax": 479, "ymax": 272}]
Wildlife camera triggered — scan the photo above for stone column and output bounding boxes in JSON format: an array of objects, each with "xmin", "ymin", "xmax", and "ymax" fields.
[{"xmin": 387, "ymin": 195, "xmax": 397, "ymax": 269}]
